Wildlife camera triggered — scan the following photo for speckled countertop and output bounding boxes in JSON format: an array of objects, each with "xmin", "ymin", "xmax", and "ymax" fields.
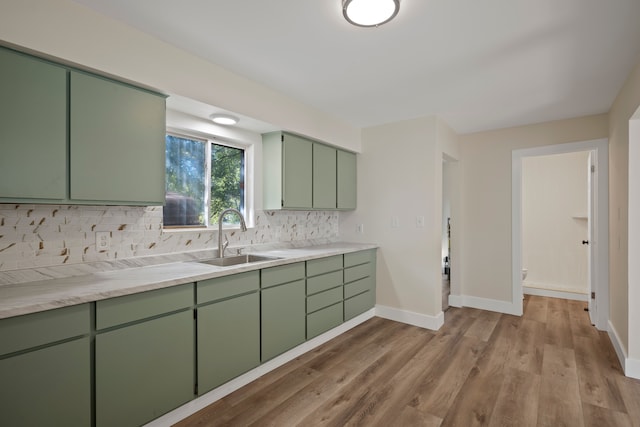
[{"xmin": 0, "ymin": 242, "xmax": 377, "ymax": 320}]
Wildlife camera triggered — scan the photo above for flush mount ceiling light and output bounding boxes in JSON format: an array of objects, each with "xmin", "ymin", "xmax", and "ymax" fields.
[
  {"xmin": 342, "ymin": 0, "xmax": 400, "ymax": 27},
  {"xmin": 209, "ymin": 113, "xmax": 239, "ymax": 126}
]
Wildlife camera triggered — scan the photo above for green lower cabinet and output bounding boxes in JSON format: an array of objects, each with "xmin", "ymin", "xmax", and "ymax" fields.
[
  {"xmin": 95, "ymin": 310, "xmax": 195, "ymax": 427},
  {"xmin": 198, "ymin": 292, "xmax": 260, "ymax": 393},
  {"xmin": 307, "ymin": 302, "xmax": 343, "ymax": 339},
  {"xmin": 344, "ymin": 291, "xmax": 374, "ymax": 320},
  {"xmin": 0, "ymin": 337, "xmax": 90, "ymax": 427},
  {"xmin": 261, "ymin": 279, "xmax": 306, "ymax": 361}
]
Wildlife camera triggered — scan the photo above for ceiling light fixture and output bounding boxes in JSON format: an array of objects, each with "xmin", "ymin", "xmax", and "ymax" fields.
[
  {"xmin": 342, "ymin": 0, "xmax": 400, "ymax": 27},
  {"xmin": 209, "ymin": 113, "xmax": 239, "ymax": 126}
]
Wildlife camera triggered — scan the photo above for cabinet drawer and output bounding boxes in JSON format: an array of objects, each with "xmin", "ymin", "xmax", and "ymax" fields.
[
  {"xmin": 307, "ymin": 286, "xmax": 343, "ymax": 313},
  {"xmin": 261, "ymin": 262, "xmax": 305, "ymax": 288},
  {"xmin": 307, "ymin": 302, "xmax": 343, "ymax": 339},
  {"xmin": 197, "ymin": 271, "xmax": 259, "ymax": 304},
  {"xmin": 344, "ymin": 277, "xmax": 372, "ymax": 299},
  {"xmin": 344, "ymin": 263, "xmax": 372, "ymax": 283},
  {"xmin": 307, "ymin": 270, "xmax": 343, "ymax": 295},
  {"xmin": 306, "ymin": 255, "xmax": 342, "ymax": 277},
  {"xmin": 344, "ymin": 249, "xmax": 375, "ymax": 267},
  {"xmin": 0, "ymin": 304, "xmax": 90, "ymax": 356},
  {"xmin": 344, "ymin": 291, "xmax": 374, "ymax": 320},
  {"xmin": 96, "ymin": 283, "xmax": 193, "ymax": 330}
]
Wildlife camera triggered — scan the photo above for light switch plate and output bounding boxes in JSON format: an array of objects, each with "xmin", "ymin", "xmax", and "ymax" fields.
[
  {"xmin": 416, "ymin": 216, "xmax": 425, "ymax": 227},
  {"xmin": 391, "ymin": 216, "xmax": 400, "ymax": 228}
]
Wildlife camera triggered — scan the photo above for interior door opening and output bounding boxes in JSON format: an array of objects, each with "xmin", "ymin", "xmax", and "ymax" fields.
[{"xmin": 511, "ymin": 139, "xmax": 609, "ymax": 328}]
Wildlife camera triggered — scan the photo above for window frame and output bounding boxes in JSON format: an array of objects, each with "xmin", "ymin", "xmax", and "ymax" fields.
[{"xmin": 163, "ymin": 129, "xmax": 253, "ymax": 231}]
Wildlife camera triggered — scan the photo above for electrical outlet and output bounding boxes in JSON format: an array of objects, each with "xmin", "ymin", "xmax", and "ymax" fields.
[
  {"xmin": 96, "ymin": 231, "xmax": 111, "ymax": 251},
  {"xmin": 416, "ymin": 216, "xmax": 425, "ymax": 227}
]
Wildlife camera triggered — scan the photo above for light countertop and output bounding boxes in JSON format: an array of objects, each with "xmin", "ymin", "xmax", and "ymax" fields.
[{"xmin": 0, "ymin": 242, "xmax": 377, "ymax": 320}]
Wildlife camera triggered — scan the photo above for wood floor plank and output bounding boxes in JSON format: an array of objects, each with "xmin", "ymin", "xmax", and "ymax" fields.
[
  {"xmin": 537, "ymin": 344, "xmax": 584, "ymax": 427},
  {"xmin": 568, "ymin": 300, "xmax": 596, "ymax": 339},
  {"xmin": 439, "ymin": 365, "xmax": 504, "ymax": 427},
  {"xmin": 488, "ymin": 368, "xmax": 540, "ymax": 427},
  {"xmin": 523, "ymin": 295, "xmax": 548, "ymax": 323},
  {"xmin": 394, "ymin": 405, "xmax": 443, "ymax": 427},
  {"xmin": 545, "ymin": 298, "xmax": 574, "ymax": 349},
  {"xmin": 409, "ymin": 336, "xmax": 488, "ymax": 418},
  {"xmin": 582, "ymin": 402, "xmax": 633, "ymax": 427},
  {"xmin": 574, "ymin": 335, "xmax": 627, "ymax": 412},
  {"xmin": 506, "ymin": 317, "xmax": 545, "ymax": 374},
  {"xmin": 464, "ymin": 310, "xmax": 501, "ymax": 342},
  {"xmin": 616, "ymin": 376, "xmax": 640, "ymax": 427}
]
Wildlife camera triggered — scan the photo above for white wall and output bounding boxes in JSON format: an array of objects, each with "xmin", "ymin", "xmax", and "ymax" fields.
[
  {"xmin": 610, "ymin": 57, "xmax": 640, "ymax": 376},
  {"xmin": 340, "ymin": 117, "xmax": 458, "ymax": 328},
  {"xmin": 0, "ymin": 0, "xmax": 360, "ymax": 152},
  {"xmin": 522, "ymin": 151, "xmax": 589, "ymax": 294},
  {"xmin": 459, "ymin": 115, "xmax": 609, "ymax": 309}
]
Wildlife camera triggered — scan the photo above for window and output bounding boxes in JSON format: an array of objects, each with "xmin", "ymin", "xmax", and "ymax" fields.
[{"xmin": 164, "ymin": 133, "xmax": 246, "ymax": 228}]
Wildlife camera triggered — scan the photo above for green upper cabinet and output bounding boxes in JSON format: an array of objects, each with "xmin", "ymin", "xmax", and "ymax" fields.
[
  {"xmin": 337, "ymin": 150, "xmax": 357, "ymax": 209},
  {"xmin": 0, "ymin": 46, "xmax": 166, "ymax": 206},
  {"xmin": 0, "ymin": 48, "xmax": 67, "ymax": 201},
  {"xmin": 263, "ymin": 131, "xmax": 357, "ymax": 211},
  {"xmin": 70, "ymin": 71, "xmax": 166, "ymax": 204},
  {"xmin": 313, "ymin": 143, "xmax": 337, "ymax": 209},
  {"xmin": 263, "ymin": 132, "xmax": 313, "ymax": 209}
]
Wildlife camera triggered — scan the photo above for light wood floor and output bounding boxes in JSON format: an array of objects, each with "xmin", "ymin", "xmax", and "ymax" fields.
[{"xmin": 175, "ymin": 296, "xmax": 640, "ymax": 427}]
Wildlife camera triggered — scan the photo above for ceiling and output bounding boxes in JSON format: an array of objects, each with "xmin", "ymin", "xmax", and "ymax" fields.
[{"xmin": 70, "ymin": 0, "xmax": 640, "ymax": 134}]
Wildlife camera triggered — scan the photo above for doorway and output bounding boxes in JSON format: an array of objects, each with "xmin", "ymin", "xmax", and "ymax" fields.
[
  {"xmin": 521, "ymin": 151, "xmax": 590, "ymax": 301},
  {"xmin": 442, "ymin": 155, "xmax": 459, "ymax": 312},
  {"xmin": 512, "ymin": 139, "xmax": 609, "ymax": 329}
]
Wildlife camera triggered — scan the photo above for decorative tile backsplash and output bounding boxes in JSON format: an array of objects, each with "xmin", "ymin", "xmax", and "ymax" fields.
[{"xmin": 0, "ymin": 204, "xmax": 339, "ymax": 272}]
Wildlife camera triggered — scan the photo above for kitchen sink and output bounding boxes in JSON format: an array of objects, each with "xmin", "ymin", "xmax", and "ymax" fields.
[{"xmin": 199, "ymin": 254, "xmax": 281, "ymax": 267}]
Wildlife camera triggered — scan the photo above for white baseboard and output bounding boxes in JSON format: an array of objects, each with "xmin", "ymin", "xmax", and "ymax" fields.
[
  {"xmin": 523, "ymin": 286, "xmax": 588, "ymax": 301},
  {"xmin": 608, "ymin": 320, "xmax": 628, "ymax": 373},
  {"xmin": 607, "ymin": 320, "xmax": 640, "ymax": 380},
  {"xmin": 447, "ymin": 294, "xmax": 521, "ymax": 316},
  {"xmin": 375, "ymin": 304, "xmax": 444, "ymax": 331},
  {"xmin": 627, "ymin": 358, "xmax": 640, "ymax": 380},
  {"xmin": 145, "ymin": 309, "xmax": 375, "ymax": 427}
]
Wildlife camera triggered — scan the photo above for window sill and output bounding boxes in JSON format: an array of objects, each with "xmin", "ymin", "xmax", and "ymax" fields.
[{"xmin": 162, "ymin": 225, "xmax": 255, "ymax": 234}]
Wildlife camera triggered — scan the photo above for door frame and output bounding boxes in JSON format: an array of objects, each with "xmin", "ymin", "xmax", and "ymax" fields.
[{"xmin": 511, "ymin": 138, "xmax": 609, "ymax": 329}]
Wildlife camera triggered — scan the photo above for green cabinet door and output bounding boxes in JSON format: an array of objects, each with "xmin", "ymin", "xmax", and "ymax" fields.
[
  {"xmin": 95, "ymin": 310, "xmax": 194, "ymax": 427},
  {"xmin": 282, "ymin": 134, "xmax": 313, "ymax": 209},
  {"xmin": 0, "ymin": 337, "xmax": 90, "ymax": 427},
  {"xmin": 69, "ymin": 71, "xmax": 166, "ymax": 204},
  {"xmin": 313, "ymin": 143, "xmax": 337, "ymax": 209},
  {"xmin": 337, "ymin": 150, "xmax": 357, "ymax": 209},
  {"xmin": 0, "ymin": 47, "xmax": 67, "ymax": 201},
  {"xmin": 261, "ymin": 279, "xmax": 306, "ymax": 361},
  {"xmin": 198, "ymin": 292, "xmax": 260, "ymax": 393}
]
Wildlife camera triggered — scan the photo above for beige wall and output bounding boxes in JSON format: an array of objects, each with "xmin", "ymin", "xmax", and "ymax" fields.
[
  {"xmin": 522, "ymin": 152, "xmax": 589, "ymax": 294},
  {"xmin": 459, "ymin": 115, "xmax": 608, "ymax": 305},
  {"xmin": 0, "ymin": 0, "xmax": 360, "ymax": 152},
  {"xmin": 340, "ymin": 117, "xmax": 459, "ymax": 321},
  {"xmin": 609, "ymin": 60, "xmax": 640, "ymax": 363}
]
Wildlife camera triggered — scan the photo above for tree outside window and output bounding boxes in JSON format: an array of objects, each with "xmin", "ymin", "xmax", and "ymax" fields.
[{"xmin": 163, "ymin": 134, "xmax": 245, "ymax": 228}]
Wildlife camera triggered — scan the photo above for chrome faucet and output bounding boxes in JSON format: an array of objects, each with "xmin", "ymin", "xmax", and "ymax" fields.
[{"xmin": 218, "ymin": 208, "xmax": 247, "ymax": 258}]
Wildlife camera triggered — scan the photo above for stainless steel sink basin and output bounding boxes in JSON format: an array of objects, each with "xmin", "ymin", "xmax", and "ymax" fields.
[{"xmin": 199, "ymin": 254, "xmax": 281, "ymax": 267}]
